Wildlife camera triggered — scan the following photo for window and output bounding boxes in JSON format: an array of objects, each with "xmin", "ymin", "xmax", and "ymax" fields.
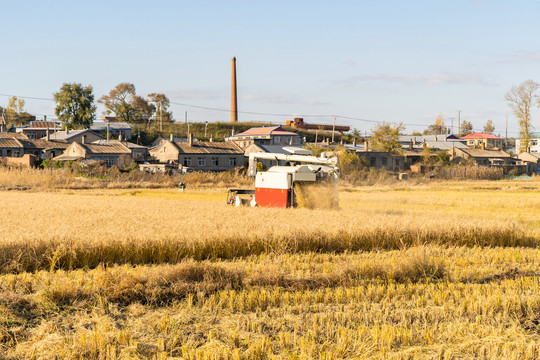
[
  {"xmin": 183, "ymin": 157, "xmax": 192, "ymax": 166},
  {"xmin": 198, "ymin": 157, "xmax": 206, "ymax": 166},
  {"xmin": 381, "ymin": 157, "xmax": 388, "ymax": 166},
  {"xmin": 532, "ymin": 140, "xmax": 538, "ymax": 146},
  {"xmin": 211, "ymin": 157, "xmax": 219, "ymax": 166},
  {"xmin": 6, "ymin": 150, "xmax": 12, "ymax": 157},
  {"xmin": 27, "ymin": 133, "xmax": 37, "ymax": 139},
  {"xmin": 370, "ymin": 157, "xmax": 376, "ymax": 166},
  {"xmin": 229, "ymin": 158, "xmax": 237, "ymax": 166}
]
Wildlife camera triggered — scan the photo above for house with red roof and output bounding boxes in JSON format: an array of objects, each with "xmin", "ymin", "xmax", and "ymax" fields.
[
  {"xmin": 461, "ymin": 132, "xmax": 503, "ymax": 149},
  {"xmin": 225, "ymin": 126, "xmax": 303, "ymax": 150}
]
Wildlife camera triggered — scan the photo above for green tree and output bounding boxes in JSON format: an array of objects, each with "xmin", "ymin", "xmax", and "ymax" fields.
[
  {"xmin": 460, "ymin": 120, "xmax": 473, "ymax": 136},
  {"xmin": 435, "ymin": 150, "xmax": 450, "ymax": 164},
  {"xmin": 370, "ymin": 122, "xmax": 404, "ymax": 152},
  {"xmin": 422, "ymin": 145, "xmax": 433, "ymax": 164},
  {"xmin": 483, "ymin": 119, "xmax": 495, "ymax": 134},
  {"xmin": 54, "ymin": 83, "xmax": 96, "ymax": 129},
  {"xmin": 148, "ymin": 93, "xmax": 173, "ymax": 127},
  {"xmin": 131, "ymin": 95, "xmax": 156, "ymax": 125},
  {"xmin": 3, "ymin": 96, "xmax": 31, "ymax": 125},
  {"xmin": 425, "ymin": 114, "xmax": 448, "ymax": 135},
  {"xmin": 505, "ymin": 80, "xmax": 539, "ymax": 152},
  {"xmin": 99, "ymin": 83, "xmax": 150, "ymax": 124}
]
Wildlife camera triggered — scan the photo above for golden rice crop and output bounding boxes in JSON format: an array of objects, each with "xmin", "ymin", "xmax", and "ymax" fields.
[
  {"xmin": 0, "ymin": 181, "xmax": 539, "ymax": 359},
  {"xmin": 0, "ymin": 188, "xmax": 536, "ymax": 273}
]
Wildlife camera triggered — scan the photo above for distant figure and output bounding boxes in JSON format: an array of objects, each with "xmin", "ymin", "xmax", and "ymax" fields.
[{"xmin": 179, "ymin": 181, "xmax": 186, "ymax": 192}]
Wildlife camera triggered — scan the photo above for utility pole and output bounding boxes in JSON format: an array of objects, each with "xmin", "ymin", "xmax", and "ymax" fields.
[
  {"xmin": 457, "ymin": 110, "xmax": 461, "ymax": 136},
  {"xmin": 159, "ymin": 101, "xmax": 163, "ymax": 132},
  {"xmin": 332, "ymin": 115, "xmax": 336, "ymax": 143},
  {"xmin": 450, "ymin": 117, "xmax": 454, "ymax": 134},
  {"xmin": 505, "ymin": 115, "xmax": 508, "ymax": 149},
  {"xmin": 204, "ymin": 121, "xmax": 208, "ymax": 137},
  {"xmin": 315, "ymin": 129, "xmax": 318, "ymax": 145},
  {"xmin": 187, "ymin": 123, "xmax": 190, "ymax": 137},
  {"xmin": 185, "ymin": 111, "xmax": 187, "ymax": 124}
]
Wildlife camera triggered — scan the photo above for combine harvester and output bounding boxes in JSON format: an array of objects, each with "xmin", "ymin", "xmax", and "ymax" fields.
[{"xmin": 227, "ymin": 149, "xmax": 340, "ymax": 208}]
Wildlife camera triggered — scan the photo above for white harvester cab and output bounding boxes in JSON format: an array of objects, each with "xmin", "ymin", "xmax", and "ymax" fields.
[{"xmin": 241, "ymin": 151, "xmax": 340, "ymax": 208}]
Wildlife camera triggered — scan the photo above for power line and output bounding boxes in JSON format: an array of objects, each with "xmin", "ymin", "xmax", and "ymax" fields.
[{"xmin": 0, "ymin": 92, "xmax": 523, "ymax": 134}]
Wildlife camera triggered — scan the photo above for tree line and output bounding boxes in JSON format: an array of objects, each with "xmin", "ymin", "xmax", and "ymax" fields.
[{"xmin": 1, "ymin": 83, "xmax": 173, "ymax": 130}]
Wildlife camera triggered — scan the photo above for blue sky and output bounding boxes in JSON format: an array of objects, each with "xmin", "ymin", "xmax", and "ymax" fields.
[{"xmin": 2, "ymin": 0, "xmax": 540, "ymax": 135}]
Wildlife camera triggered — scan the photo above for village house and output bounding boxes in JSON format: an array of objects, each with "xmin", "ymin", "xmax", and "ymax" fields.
[
  {"xmin": 53, "ymin": 140, "xmax": 135, "ymax": 167},
  {"xmin": 151, "ymin": 134, "xmax": 190, "ymax": 148},
  {"xmin": 92, "ymin": 139, "xmax": 149, "ymax": 161},
  {"xmin": 150, "ymin": 134, "xmax": 244, "ymax": 172},
  {"xmin": 48, "ymin": 129, "xmax": 104, "ymax": 143},
  {"xmin": 0, "ymin": 138, "xmax": 24, "ymax": 157},
  {"xmin": 518, "ymin": 152, "xmax": 540, "ymax": 174},
  {"xmin": 449, "ymin": 147, "xmax": 512, "ymax": 166},
  {"xmin": 225, "ymin": 126, "xmax": 303, "ymax": 150},
  {"xmin": 516, "ymin": 132, "xmax": 540, "ymax": 154},
  {"xmin": 355, "ymin": 151, "xmax": 406, "ymax": 171},
  {"xmin": 461, "ymin": 132, "xmax": 504, "ymax": 149},
  {"xmin": 17, "ymin": 139, "xmax": 70, "ymax": 159},
  {"xmin": 90, "ymin": 119, "xmax": 132, "ymax": 139},
  {"xmin": 15, "ymin": 121, "xmax": 62, "ymax": 139},
  {"xmin": 398, "ymin": 134, "xmax": 465, "ymax": 147}
]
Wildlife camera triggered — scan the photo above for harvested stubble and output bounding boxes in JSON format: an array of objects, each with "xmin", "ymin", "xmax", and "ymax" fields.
[{"xmin": 2, "ymin": 247, "xmax": 540, "ymax": 359}]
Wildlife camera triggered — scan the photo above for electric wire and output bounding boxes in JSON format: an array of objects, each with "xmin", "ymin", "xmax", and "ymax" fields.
[{"xmin": 0, "ymin": 92, "xmax": 522, "ymax": 134}]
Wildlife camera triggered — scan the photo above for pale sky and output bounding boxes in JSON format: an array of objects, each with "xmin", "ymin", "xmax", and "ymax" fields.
[{"xmin": 2, "ymin": 0, "xmax": 540, "ymax": 136}]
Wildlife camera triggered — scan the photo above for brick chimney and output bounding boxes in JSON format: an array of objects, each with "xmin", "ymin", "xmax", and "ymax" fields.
[
  {"xmin": 170, "ymin": 133, "xmax": 173, "ymax": 141},
  {"xmin": 46, "ymin": 129, "xmax": 50, "ymax": 141},
  {"xmin": 188, "ymin": 133, "xmax": 193, "ymax": 147},
  {"xmin": 119, "ymin": 132, "xmax": 122, "ymax": 141},
  {"xmin": 231, "ymin": 57, "xmax": 238, "ymax": 123}
]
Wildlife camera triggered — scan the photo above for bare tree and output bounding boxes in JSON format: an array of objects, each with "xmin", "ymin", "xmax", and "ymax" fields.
[{"xmin": 505, "ymin": 80, "xmax": 539, "ymax": 152}]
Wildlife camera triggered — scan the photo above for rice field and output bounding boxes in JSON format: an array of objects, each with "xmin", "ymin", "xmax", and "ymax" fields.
[{"xmin": 0, "ymin": 180, "xmax": 540, "ymax": 359}]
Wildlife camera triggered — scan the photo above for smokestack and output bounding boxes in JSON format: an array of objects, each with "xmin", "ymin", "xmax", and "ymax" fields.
[{"xmin": 231, "ymin": 57, "xmax": 238, "ymax": 123}]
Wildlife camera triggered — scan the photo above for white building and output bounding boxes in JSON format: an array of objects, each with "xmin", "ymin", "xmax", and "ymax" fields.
[{"xmin": 516, "ymin": 132, "xmax": 540, "ymax": 154}]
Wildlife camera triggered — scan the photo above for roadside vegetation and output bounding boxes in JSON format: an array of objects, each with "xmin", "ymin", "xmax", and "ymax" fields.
[{"xmin": 0, "ymin": 182, "xmax": 539, "ymax": 358}]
